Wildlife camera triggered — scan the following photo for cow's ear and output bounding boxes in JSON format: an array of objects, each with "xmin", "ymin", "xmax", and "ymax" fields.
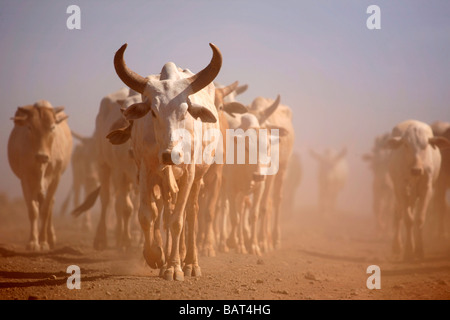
[
  {"xmin": 187, "ymin": 99, "xmax": 217, "ymax": 123},
  {"xmin": 55, "ymin": 112, "xmax": 69, "ymax": 124},
  {"xmin": 106, "ymin": 121, "xmax": 133, "ymax": 145},
  {"xmin": 223, "ymin": 102, "xmax": 248, "ymax": 116},
  {"xmin": 106, "ymin": 127, "xmax": 131, "ymax": 145},
  {"xmin": 429, "ymin": 136, "xmax": 450, "ymax": 149},
  {"xmin": 123, "ymin": 102, "xmax": 150, "ymax": 120},
  {"xmin": 10, "ymin": 115, "xmax": 27, "ymax": 126}
]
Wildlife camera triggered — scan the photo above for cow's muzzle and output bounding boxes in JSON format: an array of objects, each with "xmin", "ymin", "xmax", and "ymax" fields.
[
  {"xmin": 36, "ymin": 153, "xmax": 49, "ymax": 164},
  {"xmin": 411, "ymin": 167, "xmax": 423, "ymax": 176}
]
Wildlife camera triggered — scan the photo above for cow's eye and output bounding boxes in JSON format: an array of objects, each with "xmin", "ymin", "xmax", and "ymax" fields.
[
  {"xmin": 151, "ymin": 109, "xmax": 156, "ymax": 118},
  {"xmin": 50, "ymin": 124, "xmax": 56, "ymax": 131}
]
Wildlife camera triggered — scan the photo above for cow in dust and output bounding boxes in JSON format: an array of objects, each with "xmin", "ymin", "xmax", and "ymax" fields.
[
  {"xmin": 197, "ymin": 81, "xmax": 248, "ymax": 257},
  {"xmin": 108, "ymin": 43, "xmax": 222, "ymax": 281},
  {"xmin": 60, "ymin": 131, "xmax": 98, "ymax": 231},
  {"xmin": 234, "ymin": 96, "xmax": 295, "ymax": 252},
  {"xmin": 309, "ymin": 147, "xmax": 348, "ymax": 215},
  {"xmin": 8, "ymin": 100, "xmax": 72, "ymax": 251},
  {"xmin": 224, "ymin": 110, "xmax": 286, "ymax": 256},
  {"xmin": 386, "ymin": 120, "xmax": 450, "ymax": 260},
  {"xmin": 72, "ymin": 88, "xmax": 139, "ymax": 251},
  {"xmin": 282, "ymin": 151, "xmax": 302, "ymax": 218},
  {"xmin": 430, "ymin": 121, "xmax": 450, "ymax": 239},
  {"xmin": 362, "ymin": 133, "xmax": 395, "ymax": 235}
]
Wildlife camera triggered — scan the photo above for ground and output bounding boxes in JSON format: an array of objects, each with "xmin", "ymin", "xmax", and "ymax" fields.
[{"xmin": 0, "ymin": 197, "xmax": 450, "ymax": 301}]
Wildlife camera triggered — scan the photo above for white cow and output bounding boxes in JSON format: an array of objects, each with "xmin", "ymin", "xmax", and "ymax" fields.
[
  {"xmin": 109, "ymin": 43, "xmax": 222, "ymax": 281},
  {"xmin": 387, "ymin": 120, "xmax": 450, "ymax": 260}
]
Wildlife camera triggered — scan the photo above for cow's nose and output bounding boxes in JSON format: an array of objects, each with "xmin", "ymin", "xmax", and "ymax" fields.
[
  {"xmin": 411, "ymin": 167, "xmax": 423, "ymax": 176},
  {"xmin": 253, "ymin": 173, "xmax": 266, "ymax": 182},
  {"xmin": 36, "ymin": 153, "xmax": 49, "ymax": 163}
]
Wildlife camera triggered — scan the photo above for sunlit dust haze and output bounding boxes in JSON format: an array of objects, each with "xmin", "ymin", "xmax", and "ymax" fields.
[{"xmin": 0, "ymin": 0, "xmax": 449, "ymax": 218}]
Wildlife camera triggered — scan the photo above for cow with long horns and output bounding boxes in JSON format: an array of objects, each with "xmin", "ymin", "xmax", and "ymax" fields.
[{"xmin": 109, "ymin": 43, "xmax": 222, "ymax": 281}]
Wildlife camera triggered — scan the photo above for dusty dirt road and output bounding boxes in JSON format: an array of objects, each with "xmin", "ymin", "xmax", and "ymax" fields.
[{"xmin": 1, "ymin": 198, "xmax": 450, "ymax": 301}]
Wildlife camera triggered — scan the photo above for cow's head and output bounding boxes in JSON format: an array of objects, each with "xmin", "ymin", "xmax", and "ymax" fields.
[
  {"xmin": 310, "ymin": 147, "xmax": 347, "ymax": 182},
  {"xmin": 214, "ymin": 81, "xmax": 248, "ymax": 117},
  {"xmin": 234, "ymin": 113, "xmax": 287, "ymax": 180},
  {"xmin": 247, "ymin": 95, "xmax": 281, "ymax": 127},
  {"xmin": 114, "ymin": 43, "xmax": 222, "ymax": 165},
  {"xmin": 11, "ymin": 100, "xmax": 68, "ymax": 164},
  {"xmin": 387, "ymin": 124, "xmax": 450, "ymax": 176}
]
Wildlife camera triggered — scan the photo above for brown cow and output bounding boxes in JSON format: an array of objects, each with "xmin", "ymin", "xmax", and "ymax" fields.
[{"xmin": 8, "ymin": 100, "xmax": 72, "ymax": 251}]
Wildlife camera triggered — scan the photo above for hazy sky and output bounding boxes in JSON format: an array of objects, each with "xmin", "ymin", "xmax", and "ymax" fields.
[{"xmin": 1, "ymin": 0, "xmax": 449, "ymax": 214}]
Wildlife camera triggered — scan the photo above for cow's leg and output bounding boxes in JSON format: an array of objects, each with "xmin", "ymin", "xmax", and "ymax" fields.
[
  {"xmin": 272, "ymin": 168, "xmax": 287, "ymax": 249},
  {"xmin": 403, "ymin": 204, "xmax": 415, "ymax": 261},
  {"xmin": 226, "ymin": 189, "xmax": 241, "ymax": 250},
  {"xmin": 218, "ymin": 193, "xmax": 229, "ymax": 253},
  {"xmin": 21, "ymin": 181, "xmax": 40, "ymax": 251},
  {"xmin": 414, "ymin": 184, "xmax": 433, "ymax": 259},
  {"xmin": 202, "ymin": 167, "xmax": 222, "ymax": 257},
  {"xmin": 94, "ymin": 164, "xmax": 110, "ymax": 250},
  {"xmin": 259, "ymin": 175, "xmax": 274, "ymax": 253},
  {"xmin": 164, "ymin": 167, "xmax": 194, "ymax": 281},
  {"xmin": 392, "ymin": 201, "xmax": 403, "ymax": 257},
  {"xmin": 120, "ymin": 183, "xmax": 134, "ymax": 250},
  {"xmin": 39, "ymin": 174, "xmax": 60, "ymax": 251},
  {"xmin": 236, "ymin": 193, "xmax": 247, "ymax": 254},
  {"xmin": 249, "ymin": 182, "xmax": 264, "ymax": 256},
  {"xmin": 184, "ymin": 178, "xmax": 203, "ymax": 277}
]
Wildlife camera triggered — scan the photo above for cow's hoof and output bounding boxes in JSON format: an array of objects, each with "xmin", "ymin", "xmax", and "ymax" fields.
[
  {"xmin": 40, "ymin": 242, "xmax": 50, "ymax": 252},
  {"xmin": 164, "ymin": 267, "xmax": 184, "ymax": 281},
  {"xmin": 164, "ymin": 267, "xmax": 174, "ymax": 281},
  {"xmin": 27, "ymin": 241, "xmax": 40, "ymax": 251},
  {"xmin": 184, "ymin": 264, "xmax": 202, "ymax": 277},
  {"xmin": 159, "ymin": 266, "xmax": 167, "ymax": 278},
  {"xmin": 249, "ymin": 244, "xmax": 262, "ymax": 256},
  {"xmin": 143, "ymin": 244, "xmax": 165, "ymax": 269},
  {"xmin": 273, "ymin": 239, "xmax": 281, "ymax": 250},
  {"xmin": 237, "ymin": 244, "xmax": 247, "ymax": 254},
  {"xmin": 202, "ymin": 245, "xmax": 216, "ymax": 258},
  {"xmin": 174, "ymin": 269, "xmax": 185, "ymax": 281},
  {"xmin": 218, "ymin": 242, "xmax": 229, "ymax": 253}
]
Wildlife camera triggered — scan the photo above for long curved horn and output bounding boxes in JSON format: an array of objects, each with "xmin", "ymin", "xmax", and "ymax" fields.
[
  {"xmin": 218, "ymin": 81, "xmax": 239, "ymax": 98},
  {"xmin": 186, "ymin": 43, "xmax": 222, "ymax": 94},
  {"xmin": 114, "ymin": 43, "xmax": 148, "ymax": 94},
  {"xmin": 259, "ymin": 94, "xmax": 280, "ymax": 124}
]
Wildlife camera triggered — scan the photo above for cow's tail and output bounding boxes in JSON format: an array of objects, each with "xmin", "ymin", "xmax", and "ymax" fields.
[{"xmin": 71, "ymin": 186, "xmax": 101, "ymax": 218}]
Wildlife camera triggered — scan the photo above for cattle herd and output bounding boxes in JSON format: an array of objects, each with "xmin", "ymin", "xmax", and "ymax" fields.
[{"xmin": 6, "ymin": 43, "xmax": 450, "ymax": 281}]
